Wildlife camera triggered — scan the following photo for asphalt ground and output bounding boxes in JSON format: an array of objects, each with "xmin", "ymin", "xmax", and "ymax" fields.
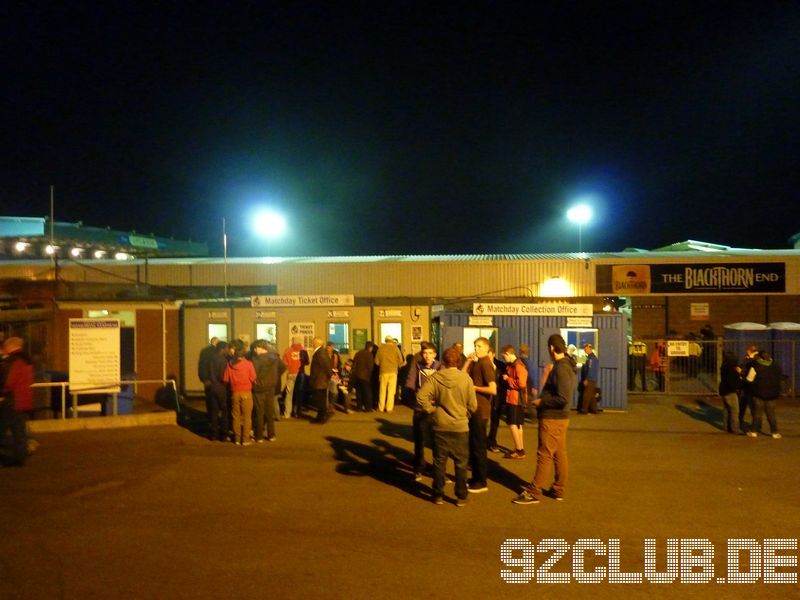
[{"xmin": 2, "ymin": 395, "xmax": 800, "ymax": 599}]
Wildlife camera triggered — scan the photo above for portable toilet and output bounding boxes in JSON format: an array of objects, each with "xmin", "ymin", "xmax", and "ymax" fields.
[
  {"xmin": 770, "ymin": 322, "xmax": 800, "ymax": 396},
  {"xmin": 722, "ymin": 323, "xmax": 771, "ymax": 362}
]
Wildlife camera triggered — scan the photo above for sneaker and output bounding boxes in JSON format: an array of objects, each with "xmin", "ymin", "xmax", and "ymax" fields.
[
  {"xmin": 455, "ymin": 497, "xmax": 467, "ymax": 508},
  {"xmin": 505, "ymin": 450, "xmax": 526, "ymax": 459},
  {"xmin": 242, "ymin": 441, "xmax": 253, "ymax": 447},
  {"xmin": 257, "ymin": 438, "xmax": 265, "ymax": 444},
  {"xmin": 488, "ymin": 445, "xmax": 503, "ymax": 454},
  {"xmin": 772, "ymin": 433, "xmax": 782, "ymax": 439},
  {"xmin": 543, "ymin": 488, "xmax": 564, "ymax": 501},
  {"xmin": 746, "ymin": 432, "xmax": 758, "ymax": 438},
  {"xmin": 467, "ymin": 482, "xmax": 488, "ymax": 494},
  {"xmin": 512, "ymin": 491, "xmax": 541, "ymax": 505},
  {"xmin": 433, "ymin": 496, "xmax": 444, "ymax": 505},
  {"xmin": 267, "ymin": 436, "xmax": 277, "ymax": 442}
]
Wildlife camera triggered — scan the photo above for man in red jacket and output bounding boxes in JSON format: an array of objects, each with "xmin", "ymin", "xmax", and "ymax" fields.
[{"xmin": 0, "ymin": 337, "xmax": 33, "ymax": 466}]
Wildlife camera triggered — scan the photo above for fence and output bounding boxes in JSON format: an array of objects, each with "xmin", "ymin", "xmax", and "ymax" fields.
[
  {"xmin": 29, "ymin": 379, "xmax": 179, "ymax": 419},
  {"xmin": 627, "ymin": 339, "xmax": 797, "ymax": 397}
]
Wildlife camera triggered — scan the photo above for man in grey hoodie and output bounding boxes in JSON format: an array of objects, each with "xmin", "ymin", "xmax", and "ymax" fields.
[{"xmin": 417, "ymin": 347, "xmax": 478, "ymax": 507}]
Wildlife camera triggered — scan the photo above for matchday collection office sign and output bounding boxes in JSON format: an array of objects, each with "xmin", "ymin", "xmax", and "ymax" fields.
[{"xmin": 596, "ymin": 263, "xmax": 786, "ymax": 295}]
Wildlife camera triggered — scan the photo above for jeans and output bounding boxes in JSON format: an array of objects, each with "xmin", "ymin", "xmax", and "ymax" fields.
[
  {"xmin": 468, "ymin": 414, "xmax": 488, "ymax": 486},
  {"xmin": 739, "ymin": 393, "xmax": 753, "ymax": 432},
  {"xmin": 0, "ymin": 399, "xmax": 26, "ymax": 465},
  {"xmin": 355, "ymin": 379, "xmax": 372, "ymax": 411},
  {"xmin": 432, "ymin": 430, "xmax": 469, "ymax": 500},
  {"xmin": 378, "ymin": 372, "xmax": 398, "ymax": 412},
  {"xmin": 487, "ymin": 394, "xmax": 503, "ymax": 447},
  {"xmin": 230, "ymin": 391, "xmax": 253, "ymax": 444},
  {"xmin": 252, "ymin": 390, "xmax": 276, "ymax": 440},
  {"xmin": 284, "ymin": 373, "xmax": 297, "ymax": 418},
  {"xmin": 579, "ymin": 381, "xmax": 598, "ymax": 413},
  {"xmin": 530, "ymin": 419, "xmax": 569, "ymax": 499},
  {"xmin": 721, "ymin": 392, "xmax": 740, "ymax": 434},
  {"xmin": 206, "ymin": 384, "xmax": 229, "ymax": 440},
  {"xmin": 751, "ymin": 397, "xmax": 778, "ymax": 435},
  {"xmin": 413, "ymin": 411, "xmax": 432, "ymax": 472}
]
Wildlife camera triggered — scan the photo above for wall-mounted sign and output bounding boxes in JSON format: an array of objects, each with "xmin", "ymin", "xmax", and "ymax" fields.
[
  {"xmin": 289, "ymin": 322, "xmax": 315, "ymax": 348},
  {"xmin": 327, "ymin": 310, "xmax": 350, "ymax": 318},
  {"xmin": 469, "ymin": 316, "xmax": 494, "ymax": 326},
  {"xmin": 667, "ymin": 340, "xmax": 689, "ymax": 357},
  {"xmin": 251, "ymin": 294, "xmax": 354, "ymax": 307},
  {"xmin": 379, "ymin": 309, "xmax": 403, "ymax": 317},
  {"xmin": 69, "ymin": 319, "xmax": 121, "ymax": 393},
  {"xmin": 472, "ymin": 303, "xmax": 593, "ymax": 317},
  {"xmin": 597, "ymin": 263, "xmax": 786, "ymax": 295},
  {"xmin": 431, "ymin": 304, "xmax": 445, "ymax": 314},
  {"xmin": 208, "ymin": 311, "xmax": 228, "ymax": 319},
  {"xmin": 255, "ymin": 311, "xmax": 277, "ymax": 319},
  {"xmin": 567, "ymin": 317, "xmax": 593, "ymax": 328},
  {"xmin": 690, "ymin": 303, "xmax": 710, "ymax": 321}
]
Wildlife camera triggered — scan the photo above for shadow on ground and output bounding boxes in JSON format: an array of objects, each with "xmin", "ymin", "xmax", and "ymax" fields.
[
  {"xmin": 674, "ymin": 399, "xmax": 725, "ymax": 431},
  {"xmin": 326, "ymin": 436, "xmax": 431, "ymax": 501}
]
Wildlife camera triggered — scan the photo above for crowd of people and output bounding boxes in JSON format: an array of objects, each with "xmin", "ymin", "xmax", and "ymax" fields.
[{"xmin": 196, "ymin": 331, "xmax": 579, "ymax": 506}]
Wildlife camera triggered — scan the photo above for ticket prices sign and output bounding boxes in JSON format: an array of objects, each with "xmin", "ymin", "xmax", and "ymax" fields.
[
  {"xmin": 69, "ymin": 319, "xmax": 121, "ymax": 393},
  {"xmin": 289, "ymin": 322, "xmax": 315, "ymax": 348}
]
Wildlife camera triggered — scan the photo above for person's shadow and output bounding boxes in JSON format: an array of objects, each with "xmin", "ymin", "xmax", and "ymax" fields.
[
  {"xmin": 326, "ymin": 436, "xmax": 432, "ymax": 500},
  {"xmin": 375, "ymin": 417, "xmax": 414, "ymax": 443},
  {"xmin": 675, "ymin": 399, "xmax": 725, "ymax": 431}
]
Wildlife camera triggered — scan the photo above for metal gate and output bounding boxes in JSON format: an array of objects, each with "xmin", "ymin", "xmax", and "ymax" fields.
[{"xmin": 628, "ymin": 338, "xmax": 797, "ymax": 397}]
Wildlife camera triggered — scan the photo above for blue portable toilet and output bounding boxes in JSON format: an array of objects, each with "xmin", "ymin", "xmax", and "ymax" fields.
[
  {"xmin": 722, "ymin": 323, "xmax": 771, "ymax": 362},
  {"xmin": 769, "ymin": 323, "xmax": 800, "ymax": 394}
]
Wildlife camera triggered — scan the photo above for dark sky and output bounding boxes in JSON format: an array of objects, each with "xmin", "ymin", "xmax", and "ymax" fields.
[{"xmin": 3, "ymin": 2, "xmax": 799, "ymax": 256}]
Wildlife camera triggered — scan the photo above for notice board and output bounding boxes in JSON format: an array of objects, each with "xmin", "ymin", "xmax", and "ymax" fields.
[{"xmin": 69, "ymin": 319, "xmax": 121, "ymax": 393}]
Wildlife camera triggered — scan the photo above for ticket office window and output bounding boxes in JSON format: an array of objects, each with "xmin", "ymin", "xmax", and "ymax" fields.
[
  {"xmin": 256, "ymin": 322, "xmax": 277, "ymax": 345},
  {"xmin": 328, "ymin": 322, "xmax": 350, "ymax": 354},
  {"xmin": 561, "ymin": 328, "xmax": 598, "ymax": 367},
  {"xmin": 379, "ymin": 322, "xmax": 402, "ymax": 348},
  {"xmin": 463, "ymin": 327, "xmax": 499, "ymax": 354},
  {"xmin": 208, "ymin": 323, "xmax": 229, "ymax": 343}
]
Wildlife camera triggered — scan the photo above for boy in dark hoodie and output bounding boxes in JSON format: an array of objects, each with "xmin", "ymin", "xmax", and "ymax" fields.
[{"xmin": 417, "ymin": 347, "xmax": 477, "ymax": 507}]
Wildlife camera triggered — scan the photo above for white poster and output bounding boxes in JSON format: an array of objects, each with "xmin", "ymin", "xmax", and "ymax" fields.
[{"xmin": 69, "ymin": 319, "xmax": 121, "ymax": 393}]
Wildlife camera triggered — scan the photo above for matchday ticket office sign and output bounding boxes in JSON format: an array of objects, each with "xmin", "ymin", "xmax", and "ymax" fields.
[
  {"xmin": 251, "ymin": 294, "xmax": 354, "ymax": 308},
  {"xmin": 69, "ymin": 319, "xmax": 121, "ymax": 393}
]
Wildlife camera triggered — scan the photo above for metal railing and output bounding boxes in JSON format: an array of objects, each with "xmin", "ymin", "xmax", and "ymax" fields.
[
  {"xmin": 30, "ymin": 379, "xmax": 179, "ymax": 419},
  {"xmin": 628, "ymin": 339, "xmax": 797, "ymax": 397}
]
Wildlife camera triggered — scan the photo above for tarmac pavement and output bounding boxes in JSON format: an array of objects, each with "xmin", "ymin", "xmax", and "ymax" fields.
[{"xmin": 2, "ymin": 395, "xmax": 799, "ymax": 599}]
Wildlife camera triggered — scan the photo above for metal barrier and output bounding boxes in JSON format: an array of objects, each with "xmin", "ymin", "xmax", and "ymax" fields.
[
  {"xmin": 627, "ymin": 340, "xmax": 797, "ymax": 397},
  {"xmin": 29, "ymin": 379, "xmax": 179, "ymax": 419}
]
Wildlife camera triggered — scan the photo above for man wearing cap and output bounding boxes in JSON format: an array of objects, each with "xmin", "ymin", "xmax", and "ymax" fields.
[
  {"xmin": 578, "ymin": 343, "xmax": 599, "ymax": 414},
  {"xmin": 375, "ymin": 336, "xmax": 404, "ymax": 413}
]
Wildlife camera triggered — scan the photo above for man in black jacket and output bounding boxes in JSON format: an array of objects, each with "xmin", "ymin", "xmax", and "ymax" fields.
[
  {"xmin": 252, "ymin": 340, "xmax": 287, "ymax": 442},
  {"xmin": 745, "ymin": 351, "xmax": 782, "ymax": 439},
  {"xmin": 513, "ymin": 334, "xmax": 576, "ymax": 504}
]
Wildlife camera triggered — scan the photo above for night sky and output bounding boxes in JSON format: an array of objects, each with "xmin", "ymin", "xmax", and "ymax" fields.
[{"xmin": 3, "ymin": 2, "xmax": 799, "ymax": 256}]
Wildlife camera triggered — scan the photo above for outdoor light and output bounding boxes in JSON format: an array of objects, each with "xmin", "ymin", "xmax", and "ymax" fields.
[
  {"xmin": 70, "ymin": 247, "xmax": 83, "ymax": 257},
  {"xmin": 44, "ymin": 244, "xmax": 57, "ymax": 255},
  {"xmin": 566, "ymin": 202, "xmax": 593, "ymax": 253},
  {"xmin": 14, "ymin": 241, "xmax": 29, "ymax": 252},
  {"xmin": 93, "ymin": 250, "xmax": 106, "ymax": 259},
  {"xmin": 252, "ymin": 210, "xmax": 287, "ymax": 240},
  {"xmin": 540, "ymin": 277, "xmax": 573, "ymax": 297},
  {"xmin": 114, "ymin": 252, "xmax": 130, "ymax": 260}
]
